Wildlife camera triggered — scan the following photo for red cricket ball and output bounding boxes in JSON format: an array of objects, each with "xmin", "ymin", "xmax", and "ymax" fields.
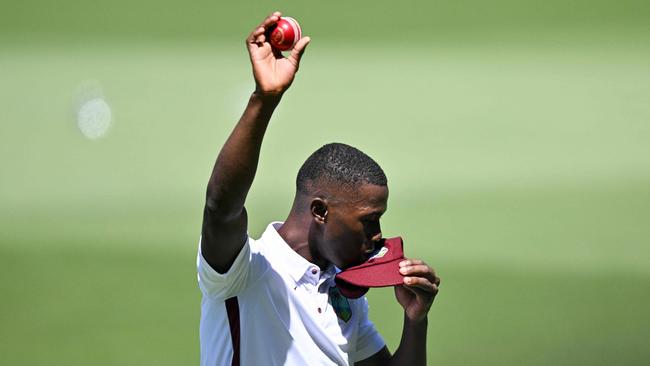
[{"xmin": 267, "ymin": 16, "xmax": 302, "ymax": 51}]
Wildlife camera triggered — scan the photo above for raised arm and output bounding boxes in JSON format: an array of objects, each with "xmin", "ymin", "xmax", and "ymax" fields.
[{"xmin": 202, "ymin": 11, "xmax": 310, "ymax": 273}]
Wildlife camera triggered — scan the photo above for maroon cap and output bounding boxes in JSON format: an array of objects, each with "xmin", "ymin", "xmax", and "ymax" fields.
[{"xmin": 334, "ymin": 237, "xmax": 405, "ymax": 299}]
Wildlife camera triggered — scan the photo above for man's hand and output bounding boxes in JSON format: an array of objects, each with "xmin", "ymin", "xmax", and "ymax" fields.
[
  {"xmin": 396, "ymin": 259, "xmax": 441, "ymax": 322},
  {"xmin": 358, "ymin": 259, "xmax": 439, "ymax": 365},
  {"xmin": 247, "ymin": 11, "xmax": 311, "ymax": 96}
]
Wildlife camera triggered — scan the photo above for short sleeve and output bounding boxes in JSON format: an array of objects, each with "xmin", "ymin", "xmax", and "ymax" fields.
[
  {"xmin": 351, "ymin": 296, "xmax": 386, "ymax": 363},
  {"xmin": 196, "ymin": 235, "xmax": 252, "ymax": 299}
]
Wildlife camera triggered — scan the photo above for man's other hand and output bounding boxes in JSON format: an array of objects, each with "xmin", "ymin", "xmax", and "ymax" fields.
[{"xmin": 396, "ymin": 259, "xmax": 441, "ymax": 322}]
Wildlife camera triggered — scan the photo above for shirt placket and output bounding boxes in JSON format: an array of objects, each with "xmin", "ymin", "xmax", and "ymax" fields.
[{"xmin": 302, "ymin": 266, "xmax": 335, "ymax": 317}]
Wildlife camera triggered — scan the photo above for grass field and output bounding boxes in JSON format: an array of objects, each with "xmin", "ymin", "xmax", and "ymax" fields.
[{"xmin": 1, "ymin": 25, "xmax": 649, "ymax": 366}]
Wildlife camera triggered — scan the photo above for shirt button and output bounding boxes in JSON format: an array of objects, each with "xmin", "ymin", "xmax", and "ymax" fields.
[
  {"xmin": 317, "ymin": 307, "xmax": 322, "ymax": 313},
  {"xmin": 311, "ymin": 268, "xmax": 318, "ymax": 275}
]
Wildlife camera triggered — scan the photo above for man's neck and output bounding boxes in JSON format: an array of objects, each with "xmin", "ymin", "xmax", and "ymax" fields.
[{"xmin": 277, "ymin": 213, "xmax": 327, "ymax": 269}]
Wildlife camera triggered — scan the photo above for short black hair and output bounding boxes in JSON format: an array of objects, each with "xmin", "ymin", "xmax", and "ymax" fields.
[{"xmin": 296, "ymin": 143, "xmax": 387, "ymax": 194}]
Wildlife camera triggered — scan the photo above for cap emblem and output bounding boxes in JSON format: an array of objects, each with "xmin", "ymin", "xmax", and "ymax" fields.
[{"xmin": 369, "ymin": 246, "xmax": 388, "ymax": 260}]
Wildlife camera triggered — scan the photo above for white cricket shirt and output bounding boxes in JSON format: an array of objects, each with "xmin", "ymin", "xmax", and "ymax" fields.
[{"xmin": 197, "ymin": 222, "xmax": 385, "ymax": 366}]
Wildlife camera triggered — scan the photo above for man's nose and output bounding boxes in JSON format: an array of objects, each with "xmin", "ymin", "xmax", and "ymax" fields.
[{"xmin": 363, "ymin": 233, "xmax": 382, "ymax": 254}]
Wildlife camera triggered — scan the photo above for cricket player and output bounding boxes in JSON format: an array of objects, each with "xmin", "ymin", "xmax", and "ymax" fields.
[{"xmin": 198, "ymin": 11, "xmax": 440, "ymax": 366}]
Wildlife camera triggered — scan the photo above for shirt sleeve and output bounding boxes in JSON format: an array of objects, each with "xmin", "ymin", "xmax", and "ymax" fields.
[
  {"xmin": 196, "ymin": 235, "xmax": 253, "ymax": 300},
  {"xmin": 351, "ymin": 296, "xmax": 386, "ymax": 363}
]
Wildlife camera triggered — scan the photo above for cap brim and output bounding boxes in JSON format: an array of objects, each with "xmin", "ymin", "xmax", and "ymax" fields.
[{"xmin": 335, "ymin": 257, "xmax": 404, "ymax": 288}]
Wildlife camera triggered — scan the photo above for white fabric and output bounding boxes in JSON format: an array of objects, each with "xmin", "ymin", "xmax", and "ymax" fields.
[{"xmin": 198, "ymin": 222, "xmax": 385, "ymax": 366}]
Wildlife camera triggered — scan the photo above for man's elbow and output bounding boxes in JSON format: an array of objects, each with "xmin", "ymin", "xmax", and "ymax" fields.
[{"xmin": 204, "ymin": 196, "xmax": 244, "ymax": 222}]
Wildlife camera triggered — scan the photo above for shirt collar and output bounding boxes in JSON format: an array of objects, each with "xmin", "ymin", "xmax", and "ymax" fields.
[{"xmin": 262, "ymin": 222, "xmax": 337, "ymax": 284}]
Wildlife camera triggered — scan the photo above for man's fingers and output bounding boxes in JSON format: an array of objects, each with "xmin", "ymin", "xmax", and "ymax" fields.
[
  {"xmin": 403, "ymin": 277, "xmax": 439, "ymax": 298},
  {"xmin": 260, "ymin": 12, "xmax": 282, "ymax": 29},
  {"xmin": 288, "ymin": 36, "xmax": 311, "ymax": 67},
  {"xmin": 399, "ymin": 258, "xmax": 426, "ymax": 267},
  {"xmin": 399, "ymin": 264, "xmax": 430, "ymax": 275},
  {"xmin": 248, "ymin": 27, "xmax": 266, "ymax": 44},
  {"xmin": 399, "ymin": 263, "xmax": 440, "ymax": 286},
  {"xmin": 247, "ymin": 12, "xmax": 282, "ymax": 44},
  {"xmin": 404, "ymin": 276, "xmax": 435, "ymax": 291},
  {"xmin": 247, "ymin": 27, "xmax": 264, "ymax": 44}
]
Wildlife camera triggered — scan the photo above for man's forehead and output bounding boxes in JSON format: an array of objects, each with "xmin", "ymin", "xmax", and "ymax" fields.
[{"xmin": 340, "ymin": 184, "xmax": 388, "ymax": 211}]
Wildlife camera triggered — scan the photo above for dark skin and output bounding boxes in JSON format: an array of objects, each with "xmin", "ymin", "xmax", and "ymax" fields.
[{"xmin": 202, "ymin": 11, "xmax": 441, "ymax": 366}]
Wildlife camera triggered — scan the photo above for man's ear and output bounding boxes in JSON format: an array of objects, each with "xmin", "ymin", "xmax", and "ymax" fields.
[{"xmin": 311, "ymin": 198, "xmax": 328, "ymax": 223}]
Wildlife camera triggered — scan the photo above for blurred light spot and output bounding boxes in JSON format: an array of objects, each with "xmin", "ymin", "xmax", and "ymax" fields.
[{"xmin": 77, "ymin": 97, "xmax": 112, "ymax": 140}]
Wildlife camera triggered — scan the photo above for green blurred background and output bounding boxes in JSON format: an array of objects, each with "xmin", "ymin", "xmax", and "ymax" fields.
[{"xmin": 1, "ymin": 0, "xmax": 649, "ymax": 364}]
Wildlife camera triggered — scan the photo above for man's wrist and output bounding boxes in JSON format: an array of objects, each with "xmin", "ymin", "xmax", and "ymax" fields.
[
  {"xmin": 404, "ymin": 313, "xmax": 428, "ymax": 329},
  {"xmin": 251, "ymin": 90, "xmax": 283, "ymax": 104},
  {"xmin": 246, "ymin": 91, "xmax": 282, "ymax": 118}
]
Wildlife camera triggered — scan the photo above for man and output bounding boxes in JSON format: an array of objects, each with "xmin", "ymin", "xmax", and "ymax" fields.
[{"xmin": 198, "ymin": 11, "xmax": 440, "ymax": 366}]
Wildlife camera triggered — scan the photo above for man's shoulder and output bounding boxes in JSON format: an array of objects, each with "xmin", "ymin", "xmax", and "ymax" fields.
[
  {"xmin": 247, "ymin": 221, "xmax": 281, "ymax": 249},
  {"xmin": 249, "ymin": 221, "xmax": 289, "ymax": 248}
]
